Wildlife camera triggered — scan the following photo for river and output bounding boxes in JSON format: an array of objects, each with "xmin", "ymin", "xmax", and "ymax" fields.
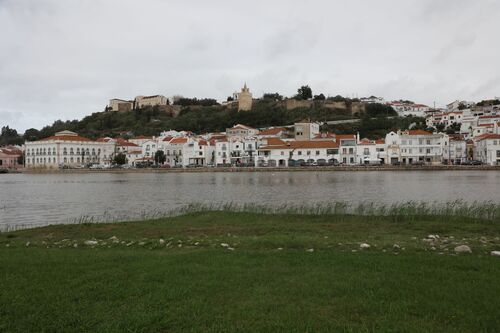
[{"xmin": 1, "ymin": 170, "xmax": 499, "ymax": 229}]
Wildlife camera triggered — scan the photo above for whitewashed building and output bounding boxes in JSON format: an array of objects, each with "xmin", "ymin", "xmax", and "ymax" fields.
[
  {"xmin": 474, "ymin": 134, "xmax": 500, "ymax": 165},
  {"xmin": 25, "ymin": 130, "xmax": 115, "ymax": 169},
  {"xmin": 384, "ymin": 130, "xmax": 447, "ymax": 165}
]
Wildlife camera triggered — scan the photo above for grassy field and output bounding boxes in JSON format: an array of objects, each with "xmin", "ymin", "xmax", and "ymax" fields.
[{"xmin": 1, "ymin": 211, "xmax": 500, "ymax": 332}]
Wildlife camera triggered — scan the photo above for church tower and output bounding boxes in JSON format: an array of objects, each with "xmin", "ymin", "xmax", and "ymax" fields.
[{"xmin": 237, "ymin": 83, "xmax": 253, "ymax": 111}]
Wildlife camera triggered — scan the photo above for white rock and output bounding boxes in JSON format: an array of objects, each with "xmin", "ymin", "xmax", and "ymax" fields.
[
  {"xmin": 427, "ymin": 234, "xmax": 438, "ymax": 240},
  {"xmin": 220, "ymin": 243, "xmax": 229, "ymax": 248},
  {"xmin": 491, "ymin": 251, "xmax": 500, "ymax": 257},
  {"xmin": 194, "ymin": 242, "xmax": 200, "ymax": 246},
  {"xmin": 159, "ymin": 239, "xmax": 165, "ymax": 245},
  {"xmin": 138, "ymin": 242, "xmax": 146, "ymax": 246},
  {"xmin": 360, "ymin": 243, "xmax": 371, "ymax": 250},
  {"xmin": 25, "ymin": 242, "xmax": 30, "ymax": 247},
  {"xmin": 73, "ymin": 243, "xmax": 78, "ymax": 248},
  {"xmin": 454, "ymin": 245, "xmax": 472, "ymax": 254},
  {"xmin": 84, "ymin": 240, "xmax": 98, "ymax": 246},
  {"xmin": 393, "ymin": 244, "xmax": 400, "ymax": 250},
  {"xmin": 277, "ymin": 247, "xmax": 283, "ymax": 251},
  {"xmin": 109, "ymin": 236, "xmax": 119, "ymax": 243},
  {"xmin": 306, "ymin": 248, "xmax": 314, "ymax": 252},
  {"xmin": 227, "ymin": 247, "xmax": 235, "ymax": 251},
  {"xmin": 126, "ymin": 242, "xmax": 134, "ymax": 247}
]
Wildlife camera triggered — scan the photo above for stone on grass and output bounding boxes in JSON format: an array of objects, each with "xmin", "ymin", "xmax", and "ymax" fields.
[
  {"xmin": 109, "ymin": 236, "xmax": 119, "ymax": 243},
  {"xmin": 306, "ymin": 248, "xmax": 314, "ymax": 252},
  {"xmin": 73, "ymin": 243, "xmax": 78, "ymax": 248},
  {"xmin": 159, "ymin": 239, "xmax": 165, "ymax": 245},
  {"xmin": 491, "ymin": 251, "xmax": 500, "ymax": 257},
  {"xmin": 227, "ymin": 247, "xmax": 235, "ymax": 251},
  {"xmin": 454, "ymin": 245, "xmax": 472, "ymax": 254},
  {"xmin": 360, "ymin": 243, "xmax": 371, "ymax": 250},
  {"xmin": 393, "ymin": 244, "xmax": 400, "ymax": 250},
  {"xmin": 220, "ymin": 243, "xmax": 229, "ymax": 248},
  {"xmin": 84, "ymin": 240, "xmax": 98, "ymax": 246},
  {"xmin": 194, "ymin": 242, "xmax": 200, "ymax": 246},
  {"xmin": 25, "ymin": 242, "xmax": 30, "ymax": 247}
]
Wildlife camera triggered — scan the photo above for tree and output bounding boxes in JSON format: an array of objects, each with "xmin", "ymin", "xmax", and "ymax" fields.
[
  {"xmin": 262, "ymin": 93, "xmax": 283, "ymax": 101},
  {"xmin": 313, "ymin": 93, "xmax": 326, "ymax": 101},
  {"xmin": 154, "ymin": 150, "xmax": 166, "ymax": 165},
  {"xmin": 296, "ymin": 85, "xmax": 312, "ymax": 100},
  {"xmin": 227, "ymin": 96, "xmax": 234, "ymax": 102},
  {"xmin": 435, "ymin": 123, "xmax": 446, "ymax": 132},
  {"xmin": 114, "ymin": 153, "xmax": 127, "ymax": 165}
]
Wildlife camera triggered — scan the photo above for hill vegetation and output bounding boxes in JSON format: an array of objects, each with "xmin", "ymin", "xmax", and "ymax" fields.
[{"xmin": 3, "ymin": 98, "xmax": 423, "ymax": 143}]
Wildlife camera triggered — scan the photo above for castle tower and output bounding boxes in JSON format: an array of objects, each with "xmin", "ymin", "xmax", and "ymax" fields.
[{"xmin": 237, "ymin": 83, "xmax": 253, "ymax": 111}]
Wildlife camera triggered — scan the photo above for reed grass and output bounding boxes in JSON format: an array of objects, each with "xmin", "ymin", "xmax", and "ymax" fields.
[{"xmin": 2, "ymin": 200, "xmax": 499, "ymax": 233}]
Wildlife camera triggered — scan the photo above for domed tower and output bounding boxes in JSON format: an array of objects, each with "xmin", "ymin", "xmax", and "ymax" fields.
[{"xmin": 237, "ymin": 83, "xmax": 253, "ymax": 111}]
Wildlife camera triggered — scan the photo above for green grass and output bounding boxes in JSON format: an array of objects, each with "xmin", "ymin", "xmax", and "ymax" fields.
[{"xmin": 1, "ymin": 211, "xmax": 500, "ymax": 332}]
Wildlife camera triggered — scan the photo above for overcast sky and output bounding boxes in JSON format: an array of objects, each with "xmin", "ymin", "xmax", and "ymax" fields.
[{"xmin": 1, "ymin": 0, "xmax": 499, "ymax": 132}]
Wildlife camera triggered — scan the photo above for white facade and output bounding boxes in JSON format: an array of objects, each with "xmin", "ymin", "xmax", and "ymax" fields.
[
  {"xmin": 384, "ymin": 130, "xmax": 447, "ymax": 165},
  {"xmin": 25, "ymin": 130, "xmax": 115, "ymax": 169},
  {"xmin": 474, "ymin": 134, "xmax": 500, "ymax": 165},
  {"xmin": 163, "ymin": 137, "xmax": 214, "ymax": 167}
]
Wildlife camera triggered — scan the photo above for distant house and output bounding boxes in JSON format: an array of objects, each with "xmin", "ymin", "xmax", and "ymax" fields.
[
  {"xmin": 24, "ymin": 130, "xmax": 115, "ymax": 168},
  {"xmin": 0, "ymin": 146, "xmax": 23, "ymax": 169},
  {"xmin": 134, "ymin": 95, "xmax": 168, "ymax": 108},
  {"xmin": 226, "ymin": 124, "xmax": 259, "ymax": 139},
  {"xmin": 473, "ymin": 133, "xmax": 500, "ymax": 165},
  {"xmin": 385, "ymin": 129, "xmax": 447, "ymax": 165},
  {"xmin": 294, "ymin": 120, "xmax": 320, "ymax": 140},
  {"xmin": 108, "ymin": 98, "xmax": 133, "ymax": 112}
]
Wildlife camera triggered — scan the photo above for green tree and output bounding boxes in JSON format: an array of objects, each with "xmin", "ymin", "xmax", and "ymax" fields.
[
  {"xmin": 154, "ymin": 150, "xmax": 166, "ymax": 165},
  {"xmin": 296, "ymin": 85, "xmax": 312, "ymax": 100},
  {"xmin": 114, "ymin": 153, "xmax": 127, "ymax": 165},
  {"xmin": 313, "ymin": 93, "xmax": 326, "ymax": 101}
]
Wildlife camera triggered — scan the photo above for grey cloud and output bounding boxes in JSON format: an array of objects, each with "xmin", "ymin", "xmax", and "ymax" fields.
[{"xmin": 0, "ymin": 0, "xmax": 499, "ymax": 131}]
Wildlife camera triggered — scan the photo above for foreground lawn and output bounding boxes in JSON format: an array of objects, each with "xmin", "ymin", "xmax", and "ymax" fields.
[{"xmin": 1, "ymin": 212, "xmax": 500, "ymax": 332}]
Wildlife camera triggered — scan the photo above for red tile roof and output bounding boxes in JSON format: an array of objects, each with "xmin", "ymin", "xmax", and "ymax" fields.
[
  {"xmin": 475, "ymin": 133, "xmax": 500, "ymax": 141},
  {"xmin": 407, "ymin": 129, "xmax": 432, "ymax": 136},
  {"xmin": 116, "ymin": 138, "xmax": 139, "ymax": 147},
  {"xmin": 169, "ymin": 137, "xmax": 188, "ymax": 144}
]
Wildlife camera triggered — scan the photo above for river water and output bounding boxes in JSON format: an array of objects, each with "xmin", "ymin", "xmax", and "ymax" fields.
[{"xmin": 1, "ymin": 171, "xmax": 499, "ymax": 229}]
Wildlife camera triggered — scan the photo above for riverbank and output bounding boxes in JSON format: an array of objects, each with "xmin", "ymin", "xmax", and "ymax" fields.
[
  {"xmin": 19, "ymin": 164, "xmax": 500, "ymax": 174},
  {"xmin": 1, "ymin": 211, "xmax": 500, "ymax": 332}
]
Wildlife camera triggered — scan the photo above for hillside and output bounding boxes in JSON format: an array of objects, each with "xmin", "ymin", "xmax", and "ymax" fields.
[{"xmin": 5, "ymin": 100, "xmax": 425, "ymax": 143}]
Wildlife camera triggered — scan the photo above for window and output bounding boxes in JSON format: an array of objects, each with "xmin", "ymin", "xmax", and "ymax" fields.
[
  {"xmin": 426, "ymin": 139, "xmax": 431, "ymax": 145},
  {"xmin": 281, "ymin": 151, "xmax": 284, "ymax": 156},
  {"xmin": 363, "ymin": 148, "xmax": 369, "ymax": 155},
  {"xmin": 307, "ymin": 151, "xmax": 311, "ymax": 156},
  {"xmin": 349, "ymin": 148, "xmax": 354, "ymax": 154},
  {"xmin": 327, "ymin": 149, "xmax": 338, "ymax": 155},
  {"xmin": 298, "ymin": 151, "xmax": 302, "ymax": 156},
  {"xmin": 316, "ymin": 151, "xmax": 320, "ymax": 155},
  {"xmin": 63, "ymin": 148, "xmax": 67, "ymax": 155},
  {"xmin": 426, "ymin": 148, "xmax": 431, "ymax": 154},
  {"xmin": 70, "ymin": 148, "xmax": 74, "ymax": 155}
]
